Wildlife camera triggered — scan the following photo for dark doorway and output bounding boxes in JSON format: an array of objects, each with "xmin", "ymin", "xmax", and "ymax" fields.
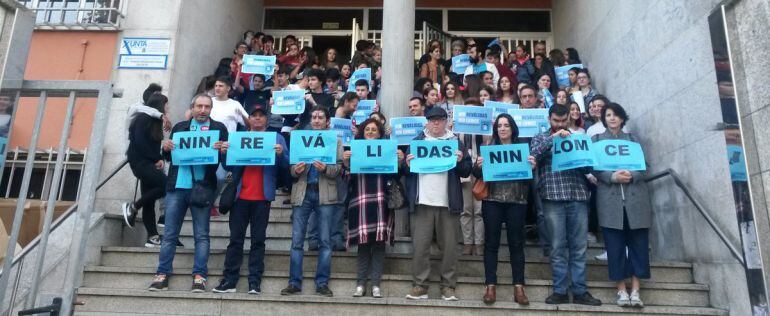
[{"xmin": 312, "ymin": 36, "xmax": 352, "ymax": 66}]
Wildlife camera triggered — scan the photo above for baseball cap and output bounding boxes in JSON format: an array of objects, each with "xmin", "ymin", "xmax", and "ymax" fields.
[{"xmin": 425, "ymin": 107, "xmax": 448, "ymax": 120}]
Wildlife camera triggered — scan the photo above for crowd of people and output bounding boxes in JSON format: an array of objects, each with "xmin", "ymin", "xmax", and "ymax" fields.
[{"xmin": 122, "ymin": 30, "xmax": 652, "ymax": 308}]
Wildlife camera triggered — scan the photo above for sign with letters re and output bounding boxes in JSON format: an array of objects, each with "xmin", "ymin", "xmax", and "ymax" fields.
[
  {"xmin": 409, "ymin": 140, "xmax": 458, "ymax": 173},
  {"xmin": 241, "ymin": 55, "xmax": 276, "ymax": 75},
  {"xmin": 350, "ymin": 139, "xmax": 398, "ymax": 174},
  {"xmin": 289, "ymin": 130, "xmax": 338, "ymax": 164},
  {"xmin": 592, "ymin": 140, "xmax": 647, "ymax": 171},
  {"xmin": 330, "ymin": 118, "xmax": 353, "ymax": 146},
  {"xmin": 555, "ymin": 64, "xmax": 583, "ymax": 88},
  {"xmin": 119, "ymin": 38, "xmax": 171, "ymax": 69},
  {"xmin": 452, "ymin": 105, "xmax": 493, "ymax": 136},
  {"xmin": 551, "ymin": 133, "xmax": 596, "ymax": 171},
  {"xmin": 484, "ymin": 101, "xmax": 520, "ymax": 118},
  {"xmin": 390, "ymin": 117, "xmax": 427, "ymax": 145},
  {"xmin": 272, "ymin": 90, "xmax": 306, "ymax": 115},
  {"xmin": 226, "ymin": 132, "xmax": 276, "ymax": 166},
  {"xmin": 508, "ymin": 109, "xmax": 550, "ymax": 138},
  {"xmin": 480, "ymin": 144, "xmax": 533, "ymax": 181},
  {"xmin": 347, "ymin": 68, "xmax": 371, "ymax": 92},
  {"xmin": 171, "ymin": 131, "xmax": 220, "ymax": 166}
]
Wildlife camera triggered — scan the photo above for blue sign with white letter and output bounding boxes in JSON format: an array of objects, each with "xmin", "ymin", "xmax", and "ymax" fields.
[
  {"xmin": 480, "ymin": 144, "xmax": 533, "ymax": 181},
  {"xmin": 551, "ymin": 133, "xmax": 596, "ymax": 171},
  {"xmin": 451, "ymin": 54, "xmax": 471, "ymax": 74},
  {"xmin": 390, "ymin": 117, "xmax": 427, "ymax": 145},
  {"xmin": 727, "ymin": 145, "xmax": 747, "ymax": 182},
  {"xmin": 409, "ymin": 140, "xmax": 458, "ymax": 173},
  {"xmin": 508, "ymin": 109, "xmax": 550, "ymax": 138},
  {"xmin": 484, "ymin": 100, "xmax": 520, "ymax": 118},
  {"xmin": 330, "ymin": 118, "xmax": 353, "ymax": 146},
  {"xmin": 171, "ymin": 131, "xmax": 220, "ymax": 165},
  {"xmin": 347, "ymin": 68, "xmax": 371, "ymax": 92},
  {"xmin": 555, "ymin": 64, "xmax": 583, "ymax": 88},
  {"xmin": 226, "ymin": 132, "xmax": 276, "ymax": 166},
  {"xmin": 241, "ymin": 55, "xmax": 276, "ymax": 75},
  {"xmin": 350, "ymin": 139, "xmax": 398, "ymax": 174},
  {"xmin": 352, "ymin": 100, "xmax": 376, "ymax": 123},
  {"xmin": 541, "ymin": 88, "xmax": 554, "ymax": 108},
  {"xmin": 592, "ymin": 140, "xmax": 647, "ymax": 171},
  {"xmin": 289, "ymin": 130, "xmax": 338, "ymax": 164},
  {"xmin": 452, "ymin": 105, "xmax": 493, "ymax": 136},
  {"xmin": 272, "ymin": 89, "xmax": 305, "ymax": 115}
]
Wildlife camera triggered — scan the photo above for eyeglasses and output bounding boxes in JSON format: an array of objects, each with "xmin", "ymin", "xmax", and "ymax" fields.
[{"xmin": 520, "ymin": 95, "xmax": 536, "ymax": 99}]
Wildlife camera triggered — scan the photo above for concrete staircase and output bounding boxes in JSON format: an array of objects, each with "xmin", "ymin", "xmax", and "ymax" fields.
[{"xmin": 75, "ymin": 193, "xmax": 727, "ymax": 315}]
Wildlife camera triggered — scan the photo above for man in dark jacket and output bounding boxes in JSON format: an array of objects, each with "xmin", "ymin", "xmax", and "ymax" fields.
[
  {"xmin": 403, "ymin": 107, "xmax": 472, "ymax": 301},
  {"xmin": 149, "ymin": 94, "xmax": 229, "ymax": 293}
]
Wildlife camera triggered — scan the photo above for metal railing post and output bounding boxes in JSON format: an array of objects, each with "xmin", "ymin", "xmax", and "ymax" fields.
[
  {"xmin": 0, "ymin": 91, "xmax": 48, "ymax": 305},
  {"xmin": 58, "ymin": 84, "xmax": 112, "ymax": 316},
  {"xmin": 25, "ymin": 91, "xmax": 77, "ymax": 309}
]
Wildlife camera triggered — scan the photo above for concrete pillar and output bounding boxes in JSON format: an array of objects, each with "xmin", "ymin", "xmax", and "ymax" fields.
[{"xmin": 380, "ymin": 0, "xmax": 414, "ymax": 119}]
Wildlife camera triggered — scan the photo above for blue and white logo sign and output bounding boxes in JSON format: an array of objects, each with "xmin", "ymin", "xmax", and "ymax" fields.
[{"xmin": 119, "ymin": 38, "xmax": 171, "ymax": 69}]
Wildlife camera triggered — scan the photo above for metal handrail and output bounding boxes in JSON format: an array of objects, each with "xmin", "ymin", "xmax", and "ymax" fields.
[{"xmin": 645, "ymin": 168, "xmax": 745, "ymax": 266}]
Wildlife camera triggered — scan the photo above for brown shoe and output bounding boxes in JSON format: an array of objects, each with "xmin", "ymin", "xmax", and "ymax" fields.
[
  {"xmin": 483, "ymin": 285, "xmax": 496, "ymax": 304},
  {"xmin": 514, "ymin": 285, "xmax": 530, "ymax": 305},
  {"xmin": 462, "ymin": 244, "xmax": 473, "ymax": 255},
  {"xmin": 474, "ymin": 244, "xmax": 484, "ymax": 256}
]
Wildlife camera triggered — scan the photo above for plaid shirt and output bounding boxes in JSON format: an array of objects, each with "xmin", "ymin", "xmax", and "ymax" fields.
[{"xmin": 530, "ymin": 131, "xmax": 590, "ymax": 201}]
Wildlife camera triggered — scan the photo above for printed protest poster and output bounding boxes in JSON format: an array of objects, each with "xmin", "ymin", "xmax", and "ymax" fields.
[
  {"xmin": 226, "ymin": 132, "xmax": 277, "ymax": 165},
  {"xmin": 330, "ymin": 118, "xmax": 354, "ymax": 146},
  {"xmin": 452, "ymin": 105, "xmax": 493, "ymax": 136},
  {"xmin": 171, "ymin": 131, "xmax": 220, "ymax": 165},
  {"xmin": 289, "ymin": 130, "xmax": 338, "ymax": 164},
  {"xmin": 241, "ymin": 55, "xmax": 276, "ymax": 75},
  {"xmin": 480, "ymin": 144, "xmax": 533, "ymax": 181},
  {"xmin": 508, "ymin": 109, "xmax": 550, "ymax": 138},
  {"xmin": 272, "ymin": 90, "xmax": 306, "ymax": 115},
  {"xmin": 593, "ymin": 140, "xmax": 646, "ymax": 171},
  {"xmin": 347, "ymin": 68, "xmax": 371, "ymax": 92},
  {"xmin": 551, "ymin": 133, "xmax": 596, "ymax": 171},
  {"xmin": 409, "ymin": 140, "xmax": 458, "ymax": 173},
  {"xmin": 350, "ymin": 139, "xmax": 398, "ymax": 174},
  {"xmin": 390, "ymin": 117, "xmax": 427, "ymax": 145}
]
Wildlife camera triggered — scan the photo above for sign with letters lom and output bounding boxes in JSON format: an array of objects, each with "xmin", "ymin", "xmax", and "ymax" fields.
[
  {"xmin": 390, "ymin": 117, "xmax": 427, "ymax": 145},
  {"xmin": 726, "ymin": 145, "xmax": 747, "ymax": 182},
  {"xmin": 484, "ymin": 100, "xmax": 520, "ymax": 118},
  {"xmin": 272, "ymin": 89, "xmax": 306, "ymax": 115},
  {"xmin": 226, "ymin": 132, "xmax": 276, "ymax": 166},
  {"xmin": 241, "ymin": 55, "xmax": 276, "ymax": 75},
  {"xmin": 350, "ymin": 139, "xmax": 399, "ymax": 174},
  {"xmin": 289, "ymin": 130, "xmax": 338, "ymax": 164},
  {"xmin": 480, "ymin": 144, "xmax": 533, "ymax": 181},
  {"xmin": 330, "ymin": 118, "xmax": 354, "ymax": 146},
  {"xmin": 555, "ymin": 64, "xmax": 583, "ymax": 88},
  {"xmin": 347, "ymin": 68, "xmax": 371, "ymax": 92},
  {"xmin": 507, "ymin": 109, "xmax": 550, "ymax": 138},
  {"xmin": 592, "ymin": 140, "xmax": 647, "ymax": 171},
  {"xmin": 452, "ymin": 105, "xmax": 493, "ymax": 136},
  {"xmin": 409, "ymin": 140, "xmax": 458, "ymax": 173},
  {"xmin": 551, "ymin": 133, "xmax": 596, "ymax": 171},
  {"xmin": 451, "ymin": 54, "xmax": 471, "ymax": 74},
  {"xmin": 171, "ymin": 131, "xmax": 220, "ymax": 166}
]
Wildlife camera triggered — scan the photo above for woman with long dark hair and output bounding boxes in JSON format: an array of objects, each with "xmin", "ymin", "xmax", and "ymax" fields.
[
  {"xmin": 473, "ymin": 113, "xmax": 535, "ymax": 305},
  {"xmin": 123, "ymin": 93, "xmax": 169, "ymax": 247},
  {"xmin": 495, "ymin": 75, "xmax": 519, "ymax": 104}
]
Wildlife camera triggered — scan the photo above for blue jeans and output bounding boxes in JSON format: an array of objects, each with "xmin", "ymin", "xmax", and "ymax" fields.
[
  {"xmin": 307, "ymin": 204, "xmax": 345, "ymax": 250},
  {"xmin": 602, "ymin": 210, "xmax": 651, "ymax": 281},
  {"xmin": 223, "ymin": 199, "xmax": 270, "ymax": 285},
  {"xmin": 543, "ymin": 200, "xmax": 588, "ymax": 295},
  {"xmin": 157, "ymin": 189, "xmax": 211, "ymax": 277},
  {"xmin": 289, "ymin": 188, "xmax": 335, "ymax": 288}
]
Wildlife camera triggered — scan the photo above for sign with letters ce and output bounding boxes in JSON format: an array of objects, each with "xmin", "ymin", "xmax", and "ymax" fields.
[{"xmin": 592, "ymin": 140, "xmax": 646, "ymax": 171}]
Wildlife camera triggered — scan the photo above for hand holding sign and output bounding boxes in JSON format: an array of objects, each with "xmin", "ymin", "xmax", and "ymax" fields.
[
  {"xmin": 350, "ymin": 139, "xmax": 398, "ymax": 173},
  {"xmin": 551, "ymin": 133, "xmax": 596, "ymax": 171},
  {"xmin": 409, "ymin": 140, "xmax": 459, "ymax": 173},
  {"xmin": 171, "ymin": 130, "xmax": 221, "ymax": 166},
  {"xmin": 289, "ymin": 130, "xmax": 338, "ymax": 164},
  {"xmin": 592, "ymin": 140, "xmax": 646, "ymax": 171},
  {"xmin": 479, "ymin": 144, "xmax": 533, "ymax": 181}
]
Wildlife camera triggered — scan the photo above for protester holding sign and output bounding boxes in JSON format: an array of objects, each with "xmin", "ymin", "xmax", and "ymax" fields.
[
  {"xmin": 341, "ymin": 118, "xmax": 403, "ymax": 298},
  {"xmin": 150, "ymin": 94, "xmax": 230, "ymax": 293},
  {"xmin": 590, "ymin": 103, "xmax": 651, "ymax": 308},
  {"xmin": 530, "ymin": 104, "xmax": 602, "ymax": 306},
  {"xmin": 282, "ymin": 106, "xmax": 343, "ymax": 297},
  {"xmin": 214, "ymin": 105, "xmax": 289, "ymax": 295},
  {"xmin": 403, "ymin": 107, "xmax": 472, "ymax": 301},
  {"xmin": 472, "ymin": 114, "xmax": 536, "ymax": 305}
]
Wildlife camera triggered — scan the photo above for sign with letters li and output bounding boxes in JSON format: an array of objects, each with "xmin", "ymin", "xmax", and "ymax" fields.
[
  {"xmin": 409, "ymin": 140, "xmax": 458, "ymax": 173},
  {"xmin": 507, "ymin": 109, "xmax": 550, "ymax": 138},
  {"xmin": 452, "ymin": 54, "xmax": 471, "ymax": 74},
  {"xmin": 330, "ymin": 118, "xmax": 354, "ymax": 146},
  {"xmin": 484, "ymin": 100, "xmax": 520, "ymax": 118},
  {"xmin": 272, "ymin": 89, "xmax": 305, "ymax": 115},
  {"xmin": 593, "ymin": 140, "xmax": 647, "ymax": 171},
  {"xmin": 289, "ymin": 130, "xmax": 338, "ymax": 164},
  {"xmin": 350, "ymin": 139, "xmax": 398, "ymax": 174},
  {"xmin": 390, "ymin": 117, "xmax": 427, "ymax": 145},
  {"xmin": 555, "ymin": 64, "xmax": 583, "ymax": 88},
  {"xmin": 551, "ymin": 133, "xmax": 596, "ymax": 171},
  {"xmin": 226, "ymin": 132, "xmax": 276, "ymax": 166},
  {"xmin": 480, "ymin": 144, "xmax": 533, "ymax": 181},
  {"xmin": 726, "ymin": 145, "xmax": 748, "ymax": 182},
  {"xmin": 347, "ymin": 68, "xmax": 371, "ymax": 92},
  {"xmin": 452, "ymin": 105, "xmax": 493, "ymax": 136},
  {"xmin": 241, "ymin": 55, "xmax": 276, "ymax": 75},
  {"xmin": 171, "ymin": 131, "xmax": 220, "ymax": 166}
]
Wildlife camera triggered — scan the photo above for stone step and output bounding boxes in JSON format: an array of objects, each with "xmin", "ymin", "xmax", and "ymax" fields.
[
  {"xmin": 75, "ymin": 287, "xmax": 727, "ymax": 316},
  {"xmin": 81, "ymin": 266, "xmax": 710, "ymax": 307},
  {"xmin": 99, "ymin": 247, "xmax": 694, "ymax": 283}
]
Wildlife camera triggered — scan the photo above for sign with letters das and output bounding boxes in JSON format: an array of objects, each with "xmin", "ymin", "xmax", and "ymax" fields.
[{"xmin": 409, "ymin": 140, "xmax": 458, "ymax": 173}]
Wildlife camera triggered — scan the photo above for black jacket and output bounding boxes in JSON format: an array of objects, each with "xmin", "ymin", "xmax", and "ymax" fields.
[
  {"xmin": 163, "ymin": 119, "xmax": 229, "ymax": 192},
  {"xmin": 126, "ymin": 113, "xmax": 162, "ymax": 165}
]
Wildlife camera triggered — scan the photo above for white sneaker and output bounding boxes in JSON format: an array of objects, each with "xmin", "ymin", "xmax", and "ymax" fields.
[
  {"xmin": 595, "ymin": 251, "xmax": 608, "ymax": 260},
  {"xmin": 353, "ymin": 285, "xmax": 365, "ymax": 297},
  {"xmin": 372, "ymin": 286, "xmax": 382, "ymax": 298},
  {"xmin": 587, "ymin": 232, "xmax": 598, "ymax": 243},
  {"xmin": 144, "ymin": 235, "xmax": 161, "ymax": 248},
  {"xmin": 629, "ymin": 290, "xmax": 644, "ymax": 308},
  {"xmin": 616, "ymin": 290, "xmax": 631, "ymax": 307}
]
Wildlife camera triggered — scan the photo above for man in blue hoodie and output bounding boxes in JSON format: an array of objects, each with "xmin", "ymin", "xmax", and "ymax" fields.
[{"xmin": 213, "ymin": 105, "xmax": 289, "ymax": 295}]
